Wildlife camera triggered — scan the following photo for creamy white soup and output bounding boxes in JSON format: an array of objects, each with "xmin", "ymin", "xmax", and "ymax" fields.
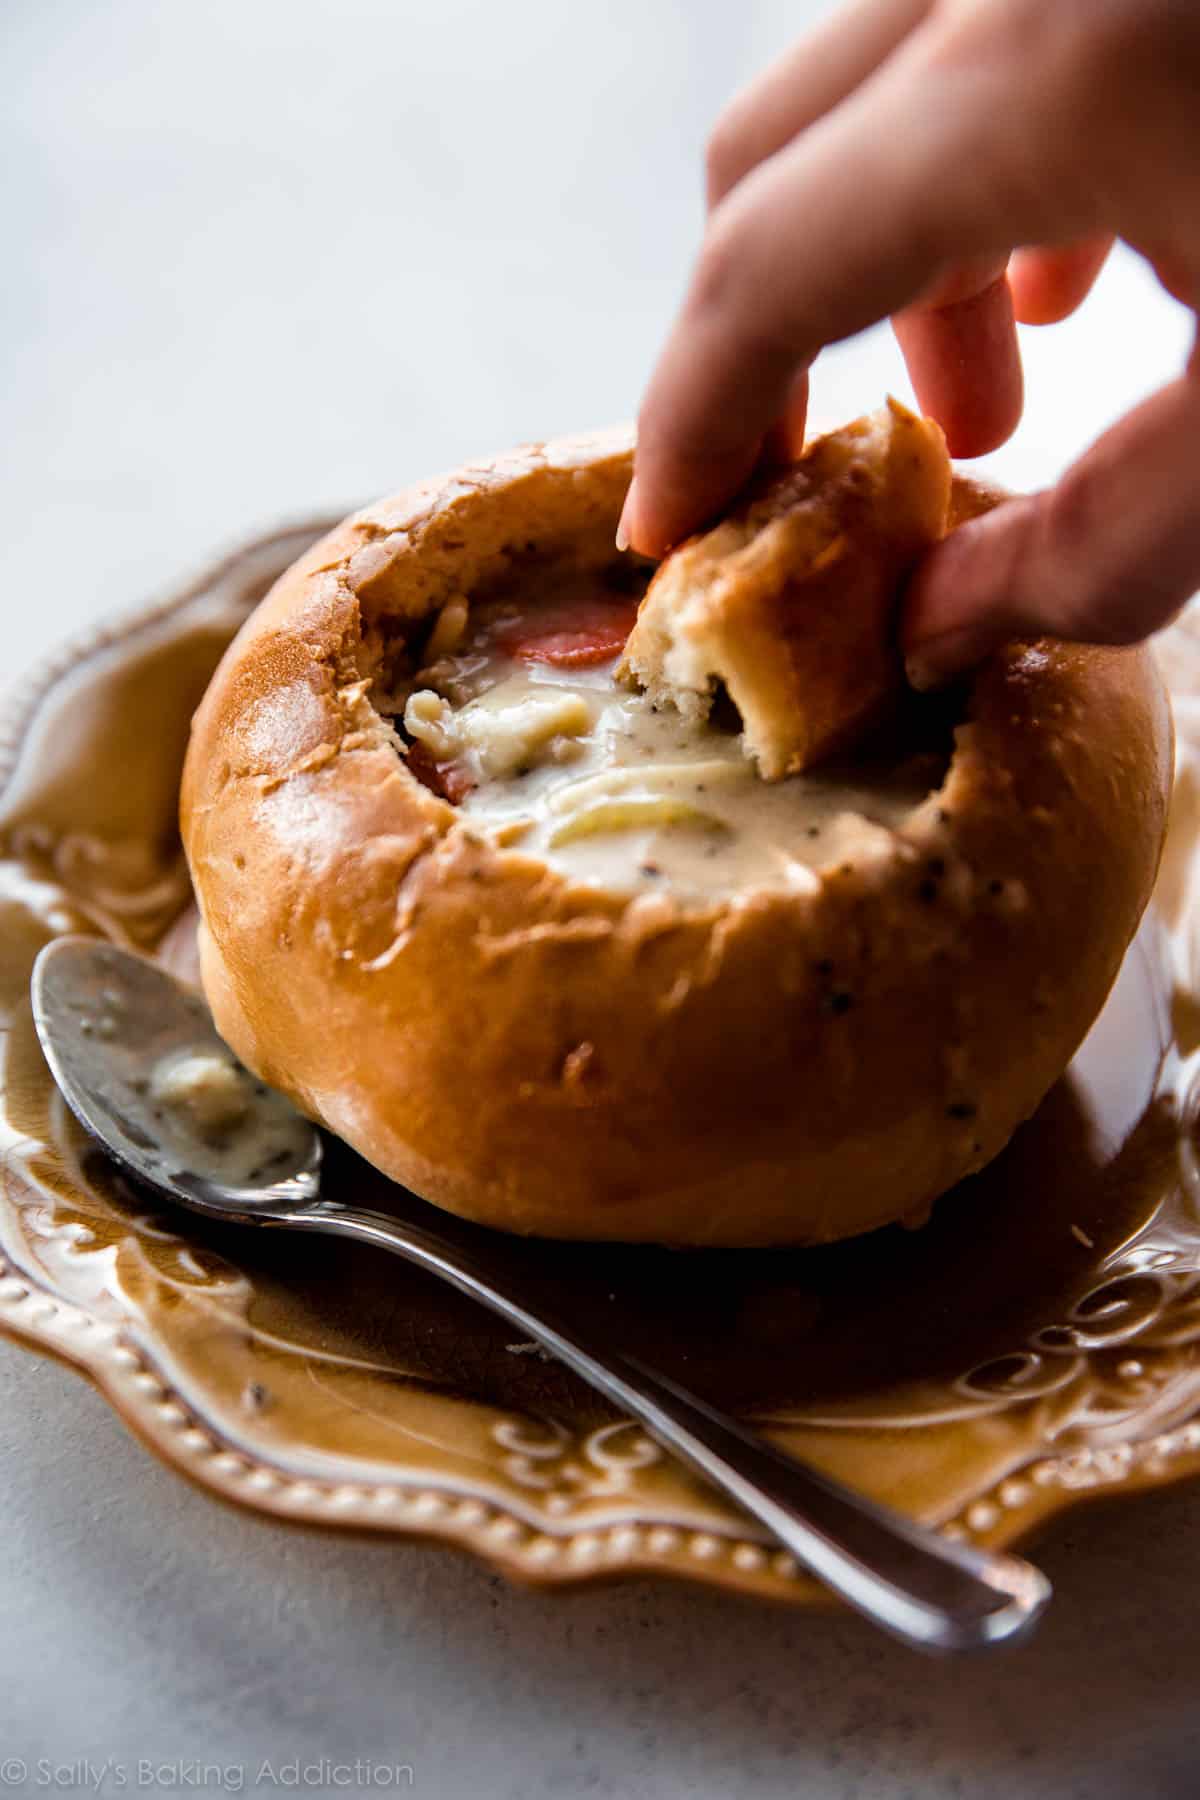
[{"xmin": 395, "ymin": 570, "xmax": 948, "ymax": 900}]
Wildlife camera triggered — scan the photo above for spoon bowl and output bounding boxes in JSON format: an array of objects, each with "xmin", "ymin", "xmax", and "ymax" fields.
[{"xmin": 32, "ymin": 936, "xmax": 322, "ymax": 1215}]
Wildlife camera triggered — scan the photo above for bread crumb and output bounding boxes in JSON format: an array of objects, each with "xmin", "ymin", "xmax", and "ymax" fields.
[{"xmin": 561, "ymin": 1041, "xmax": 596, "ymax": 1090}]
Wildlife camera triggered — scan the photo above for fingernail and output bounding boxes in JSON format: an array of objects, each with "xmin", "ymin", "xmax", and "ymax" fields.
[{"xmin": 616, "ymin": 481, "xmax": 637, "ymax": 554}]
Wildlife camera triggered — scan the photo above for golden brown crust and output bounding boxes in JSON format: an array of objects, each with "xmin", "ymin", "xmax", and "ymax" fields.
[
  {"xmin": 617, "ymin": 400, "xmax": 951, "ymax": 777},
  {"xmin": 181, "ymin": 428, "xmax": 1173, "ymax": 1246}
]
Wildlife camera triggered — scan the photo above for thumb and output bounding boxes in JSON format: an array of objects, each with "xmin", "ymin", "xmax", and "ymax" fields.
[{"xmin": 903, "ymin": 368, "xmax": 1200, "ymax": 688}]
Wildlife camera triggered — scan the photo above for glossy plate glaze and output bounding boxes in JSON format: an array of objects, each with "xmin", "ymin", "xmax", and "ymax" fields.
[{"xmin": 2, "ymin": 524, "xmax": 1200, "ymax": 1607}]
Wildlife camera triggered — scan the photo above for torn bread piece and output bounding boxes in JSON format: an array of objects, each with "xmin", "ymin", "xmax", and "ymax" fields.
[{"xmin": 616, "ymin": 399, "xmax": 952, "ymax": 779}]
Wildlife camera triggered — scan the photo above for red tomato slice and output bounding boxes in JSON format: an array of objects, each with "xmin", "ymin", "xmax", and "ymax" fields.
[
  {"xmin": 493, "ymin": 595, "xmax": 639, "ymax": 668},
  {"xmin": 405, "ymin": 741, "xmax": 474, "ymax": 804}
]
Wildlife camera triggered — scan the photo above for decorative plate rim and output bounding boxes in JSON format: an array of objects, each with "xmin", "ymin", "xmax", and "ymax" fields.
[{"xmin": 1, "ymin": 523, "xmax": 1199, "ymax": 1609}]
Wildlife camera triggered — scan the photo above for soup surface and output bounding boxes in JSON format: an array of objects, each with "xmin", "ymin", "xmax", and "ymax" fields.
[{"xmin": 395, "ymin": 567, "xmax": 949, "ymax": 900}]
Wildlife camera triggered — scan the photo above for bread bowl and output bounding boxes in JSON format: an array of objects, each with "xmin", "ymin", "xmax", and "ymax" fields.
[{"xmin": 180, "ymin": 412, "xmax": 1172, "ymax": 1245}]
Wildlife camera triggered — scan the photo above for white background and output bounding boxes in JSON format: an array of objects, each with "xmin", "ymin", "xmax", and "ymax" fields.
[{"xmin": 3, "ymin": 4, "xmax": 1198, "ymax": 1796}]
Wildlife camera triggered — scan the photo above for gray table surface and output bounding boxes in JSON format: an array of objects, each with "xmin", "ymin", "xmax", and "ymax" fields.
[{"xmin": 5, "ymin": 4, "xmax": 1198, "ymax": 1795}]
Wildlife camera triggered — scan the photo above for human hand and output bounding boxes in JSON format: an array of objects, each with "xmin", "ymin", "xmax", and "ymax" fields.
[{"xmin": 620, "ymin": 0, "xmax": 1200, "ymax": 687}]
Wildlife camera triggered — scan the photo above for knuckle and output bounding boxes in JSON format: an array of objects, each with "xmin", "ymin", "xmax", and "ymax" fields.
[
  {"xmin": 990, "ymin": 0, "xmax": 1182, "ymax": 143},
  {"xmin": 689, "ymin": 246, "xmax": 795, "ymax": 375},
  {"xmin": 1049, "ymin": 6, "xmax": 1146, "ymax": 128},
  {"xmin": 689, "ymin": 214, "xmax": 752, "ymax": 324},
  {"xmin": 704, "ymin": 111, "xmax": 746, "ymax": 209},
  {"xmin": 688, "ymin": 212, "xmax": 793, "ymax": 359},
  {"xmin": 921, "ymin": 0, "xmax": 1128, "ymax": 235}
]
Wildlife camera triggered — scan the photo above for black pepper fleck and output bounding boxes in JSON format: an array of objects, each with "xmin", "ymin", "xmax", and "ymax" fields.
[
  {"xmin": 814, "ymin": 959, "xmax": 834, "ymax": 977},
  {"xmin": 988, "ymin": 878, "xmax": 1004, "ymax": 895},
  {"xmin": 918, "ymin": 878, "xmax": 938, "ymax": 903},
  {"xmin": 826, "ymin": 990, "xmax": 855, "ymax": 1015},
  {"xmin": 946, "ymin": 1101, "xmax": 977, "ymax": 1120}
]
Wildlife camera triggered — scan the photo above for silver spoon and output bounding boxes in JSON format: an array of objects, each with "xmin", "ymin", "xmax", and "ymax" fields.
[{"xmin": 30, "ymin": 935, "xmax": 1050, "ymax": 1653}]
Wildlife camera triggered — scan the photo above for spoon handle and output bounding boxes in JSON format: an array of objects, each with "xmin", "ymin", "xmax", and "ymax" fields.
[{"xmin": 278, "ymin": 1198, "xmax": 1050, "ymax": 1652}]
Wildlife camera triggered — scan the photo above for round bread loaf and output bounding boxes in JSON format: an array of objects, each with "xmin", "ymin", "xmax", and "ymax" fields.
[{"xmin": 180, "ymin": 429, "xmax": 1172, "ymax": 1245}]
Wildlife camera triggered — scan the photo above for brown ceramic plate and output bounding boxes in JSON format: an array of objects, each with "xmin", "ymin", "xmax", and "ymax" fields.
[{"xmin": 3, "ymin": 524, "xmax": 1200, "ymax": 1607}]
